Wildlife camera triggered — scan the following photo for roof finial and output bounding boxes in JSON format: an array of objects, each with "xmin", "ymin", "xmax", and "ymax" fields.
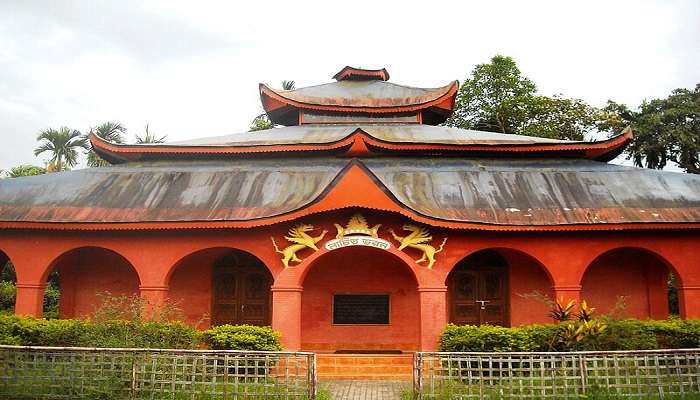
[{"xmin": 333, "ymin": 66, "xmax": 390, "ymax": 81}]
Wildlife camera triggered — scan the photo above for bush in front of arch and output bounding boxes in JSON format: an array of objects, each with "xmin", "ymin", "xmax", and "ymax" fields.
[
  {"xmin": 439, "ymin": 319, "xmax": 700, "ymax": 352},
  {"xmin": 204, "ymin": 324, "xmax": 282, "ymax": 351}
]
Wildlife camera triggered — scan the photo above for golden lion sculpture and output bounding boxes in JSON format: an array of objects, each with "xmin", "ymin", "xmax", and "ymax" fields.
[
  {"xmin": 389, "ymin": 224, "xmax": 447, "ymax": 269},
  {"xmin": 271, "ymin": 223, "xmax": 328, "ymax": 268}
]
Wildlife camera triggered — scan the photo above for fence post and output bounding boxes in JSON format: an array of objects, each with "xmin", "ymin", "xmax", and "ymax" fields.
[
  {"xmin": 130, "ymin": 351, "xmax": 137, "ymax": 400},
  {"xmin": 413, "ymin": 352, "xmax": 422, "ymax": 400},
  {"xmin": 309, "ymin": 353, "xmax": 317, "ymax": 400},
  {"xmin": 578, "ymin": 354, "xmax": 587, "ymax": 395}
]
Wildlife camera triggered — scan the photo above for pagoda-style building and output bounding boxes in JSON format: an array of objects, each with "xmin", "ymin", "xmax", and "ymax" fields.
[{"xmin": 1, "ymin": 66, "xmax": 699, "ymax": 351}]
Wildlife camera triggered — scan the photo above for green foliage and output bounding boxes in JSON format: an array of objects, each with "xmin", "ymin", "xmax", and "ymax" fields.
[
  {"xmin": 0, "ymin": 279, "xmax": 58, "ymax": 317},
  {"xmin": 598, "ymin": 84, "xmax": 700, "ymax": 173},
  {"xmin": 249, "ymin": 113, "xmax": 274, "ymax": 132},
  {"xmin": 439, "ymin": 319, "xmax": 700, "ymax": 352},
  {"xmin": 440, "ymin": 324, "xmax": 537, "ymax": 352},
  {"xmin": 85, "ymin": 121, "xmax": 127, "ymax": 167},
  {"xmin": 135, "ymin": 124, "xmax": 167, "ymax": 144},
  {"xmin": 43, "ymin": 282, "xmax": 60, "ymax": 319},
  {"xmin": 34, "ymin": 126, "xmax": 88, "ymax": 171},
  {"xmin": 205, "ymin": 324, "xmax": 282, "ymax": 351},
  {"xmin": 248, "ymin": 80, "xmax": 295, "ymax": 132},
  {"xmin": 5, "ymin": 164, "xmax": 46, "ymax": 178},
  {"xmin": 445, "ymin": 55, "xmax": 598, "ymax": 140},
  {"xmin": 0, "ymin": 281, "xmax": 15, "ymax": 311},
  {"xmin": 0, "ymin": 314, "xmax": 202, "ymax": 349}
]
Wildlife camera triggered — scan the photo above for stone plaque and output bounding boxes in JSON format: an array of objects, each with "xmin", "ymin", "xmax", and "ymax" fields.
[{"xmin": 333, "ymin": 294, "xmax": 390, "ymax": 324}]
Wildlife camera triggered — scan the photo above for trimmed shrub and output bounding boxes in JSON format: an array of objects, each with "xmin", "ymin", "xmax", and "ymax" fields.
[
  {"xmin": 0, "ymin": 315, "xmax": 202, "ymax": 349},
  {"xmin": 439, "ymin": 319, "xmax": 700, "ymax": 352},
  {"xmin": 204, "ymin": 324, "xmax": 282, "ymax": 351},
  {"xmin": 0, "ymin": 314, "xmax": 23, "ymax": 345}
]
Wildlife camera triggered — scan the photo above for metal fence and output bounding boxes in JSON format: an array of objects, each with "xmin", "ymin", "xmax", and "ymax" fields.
[
  {"xmin": 0, "ymin": 345, "xmax": 316, "ymax": 400},
  {"xmin": 414, "ymin": 349, "xmax": 700, "ymax": 399}
]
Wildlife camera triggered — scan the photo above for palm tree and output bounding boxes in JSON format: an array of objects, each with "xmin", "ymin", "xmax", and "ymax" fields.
[
  {"xmin": 34, "ymin": 127, "xmax": 88, "ymax": 172},
  {"xmin": 86, "ymin": 121, "xmax": 127, "ymax": 167},
  {"xmin": 135, "ymin": 124, "xmax": 167, "ymax": 144},
  {"xmin": 281, "ymin": 80, "xmax": 296, "ymax": 90}
]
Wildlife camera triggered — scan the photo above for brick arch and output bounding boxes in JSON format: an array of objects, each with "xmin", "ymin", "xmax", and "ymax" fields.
[
  {"xmin": 165, "ymin": 247, "xmax": 274, "ymax": 287},
  {"xmin": 298, "ymin": 245, "xmax": 421, "ymax": 351},
  {"xmin": 0, "ymin": 248, "xmax": 12, "ymax": 278},
  {"xmin": 580, "ymin": 246, "xmax": 676, "ymax": 319},
  {"xmin": 273, "ymin": 241, "xmax": 431, "ymax": 289},
  {"xmin": 167, "ymin": 247, "xmax": 273, "ymax": 328},
  {"xmin": 44, "ymin": 246, "xmax": 141, "ymax": 319},
  {"xmin": 445, "ymin": 247, "xmax": 555, "ymax": 326}
]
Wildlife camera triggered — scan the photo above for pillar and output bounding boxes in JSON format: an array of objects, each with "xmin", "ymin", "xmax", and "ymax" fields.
[
  {"xmin": 418, "ymin": 286, "xmax": 448, "ymax": 351},
  {"xmin": 679, "ymin": 285, "xmax": 700, "ymax": 319},
  {"xmin": 14, "ymin": 283, "xmax": 46, "ymax": 317},
  {"xmin": 271, "ymin": 286, "xmax": 302, "ymax": 351},
  {"xmin": 139, "ymin": 285, "xmax": 169, "ymax": 319}
]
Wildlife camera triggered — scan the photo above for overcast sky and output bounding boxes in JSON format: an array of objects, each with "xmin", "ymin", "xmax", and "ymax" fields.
[{"xmin": 1, "ymin": 0, "xmax": 699, "ymax": 170}]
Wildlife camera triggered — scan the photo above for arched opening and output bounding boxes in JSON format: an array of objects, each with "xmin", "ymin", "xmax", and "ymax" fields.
[
  {"xmin": 169, "ymin": 248, "xmax": 272, "ymax": 329},
  {"xmin": 581, "ymin": 248, "xmax": 674, "ymax": 319},
  {"xmin": 300, "ymin": 246, "xmax": 419, "ymax": 352},
  {"xmin": 46, "ymin": 247, "xmax": 140, "ymax": 319},
  {"xmin": 1, "ymin": 250, "xmax": 15, "ymax": 313},
  {"xmin": 447, "ymin": 249, "xmax": 554, "ymax": 327}
]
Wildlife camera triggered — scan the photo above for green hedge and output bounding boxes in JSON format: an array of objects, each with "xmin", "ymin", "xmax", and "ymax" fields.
[
  {"xmin": 0, "ymin": 315, "xmax": 283, "ymax": 351},
  {"xmin": 439, "ymin": 319, "xmax": 700, "ymax": 352},
  {"xmin": 205, "ymin": 324, "xmax": 283, "ymax": 351}
]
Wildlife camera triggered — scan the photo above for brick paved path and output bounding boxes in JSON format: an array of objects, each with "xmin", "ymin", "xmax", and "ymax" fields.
[{"xmin": 323, "ymin": 380, "xmax": 408, "ymax": 400}]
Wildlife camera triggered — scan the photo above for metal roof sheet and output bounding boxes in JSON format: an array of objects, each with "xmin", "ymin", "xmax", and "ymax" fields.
[
  {"xmin": 262, "ymin": 80, "xmax": 457, "ymax": 108},
  {"xmin": 166, "ymin": 125, "xmax": 574, "ymax": 147},
  {"xmin": 366, "ymin": 158, "xmax": 700, "ymax": 225},
  {"xmin": 0, "ymin": 159, "xmax": 345, "ymax": 223},
  {"xmin": 1, "ymin": 158, "xmax": 700, "ymax": 227}
]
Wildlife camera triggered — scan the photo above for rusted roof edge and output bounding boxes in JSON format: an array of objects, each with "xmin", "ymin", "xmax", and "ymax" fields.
[
  {"xmin": 259, "ymin": 81, "xmax": 459, "ymax": 114},
  {"xmin": 89, "ymin": 127, "xmax": 632, "ymax": 164}
]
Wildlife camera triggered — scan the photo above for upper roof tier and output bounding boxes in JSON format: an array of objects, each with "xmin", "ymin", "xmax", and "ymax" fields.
[
  {"xmin": 89, "ymin": 66, "xmax": 632, "ymax": 163},
  {"xmin": 90, "ymin": 125, "xmax": 632, "ymax": 164},
  {"xmin": 260, "ymin": 66, "xmax": 458, "ymax": 125}
]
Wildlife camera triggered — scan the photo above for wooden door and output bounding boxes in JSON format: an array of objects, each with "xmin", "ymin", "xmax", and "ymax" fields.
[
  {"xmin": 449, "ymin": 252, "xmax": 509, "ymax": 326},
  {"xmin": 212, "ymin": 258, "xmax": 271, "ymax": 326}
]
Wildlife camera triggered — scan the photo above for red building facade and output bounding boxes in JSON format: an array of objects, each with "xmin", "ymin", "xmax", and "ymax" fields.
[{"xmin": 1, "ymin": 67, "xmax": 699, "ymax": 351}]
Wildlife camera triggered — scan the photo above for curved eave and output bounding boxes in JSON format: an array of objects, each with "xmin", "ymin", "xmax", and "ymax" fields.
[
  {"xmin": 90, "ymin": 127, "xmax": 632, "ymax": 164},
  {"xmin": 259, "ymin": 81, "xmax": 459, "ymax": 124},
  {"xmin": 0, "ymin": 157, "xmax": 698, "ymax": 233}
]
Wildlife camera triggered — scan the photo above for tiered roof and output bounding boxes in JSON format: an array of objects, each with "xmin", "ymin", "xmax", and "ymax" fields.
[{"xmin": 2, "ymin": 66, "xmax": 700, "ymax": 231}]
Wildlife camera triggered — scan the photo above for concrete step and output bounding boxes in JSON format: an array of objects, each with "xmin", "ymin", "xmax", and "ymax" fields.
[{"xmin": 316, "ymin": 354, "xmax": 413, "ymax": 382}]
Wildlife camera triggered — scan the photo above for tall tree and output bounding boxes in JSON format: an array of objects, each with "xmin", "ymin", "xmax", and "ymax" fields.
[
  {"xmin": 249, "ymin": 80, "xmax": 296, "ymax": 132},
  {"xmin": 445, "ymin": 55, "xmax": 598, "ymax": 140},
  {"xmin": 598, "ymin": 84, "xmax": 700, "ymax": 173},
  {"xmin": 85, "ymin": 121, "xmax": 127, "ymax": 167},
  {"xmin": 34, "ymin": 127, "xmax": 88, "ymax": 172},
  {"xmin": 135, "ymin": 124, "xmax": 167, "ymax": 144}
]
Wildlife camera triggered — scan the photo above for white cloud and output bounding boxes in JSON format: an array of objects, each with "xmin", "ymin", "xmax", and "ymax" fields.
[{"xmin": 0, "ymin": 0, "xmax": 698, "ymax": 170}]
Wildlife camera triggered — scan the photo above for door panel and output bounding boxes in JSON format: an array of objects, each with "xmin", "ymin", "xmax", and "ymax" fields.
[
  {"xmin": 239, "ymin": 272, "xmax": 270, "ymax": 326},
  {"xmin": 449, "ymin": 252, "xmax": 509, "ymax": 326},
  {"xmin": 212, "ymin": 255, "xmax": 271, "ymax": 327}
]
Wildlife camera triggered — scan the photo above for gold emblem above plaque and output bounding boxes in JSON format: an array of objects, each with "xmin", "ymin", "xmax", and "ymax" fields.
[
  {"xmin": 389, "ymin": 224, "xmax": 447, "ymax": 269},
  {"xmin": 271, "ymin": 223, "xmax": 328, "ymax": 268},
  {"xmin": 334, "ymin": 213, "xmax": 381, "ymax": 239}
]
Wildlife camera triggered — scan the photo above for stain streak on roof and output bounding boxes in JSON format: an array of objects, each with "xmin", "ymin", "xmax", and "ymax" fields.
[{"xmin": 1, "ymin": 158, "xmax": 699, "ymax": 227}]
